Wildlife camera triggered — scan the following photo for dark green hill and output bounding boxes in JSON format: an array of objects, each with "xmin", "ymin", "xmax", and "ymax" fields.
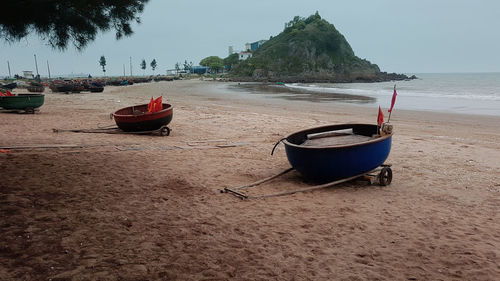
[{"xmin": 230, "ymin": 13, "xmax": 411, "ymax": 82}]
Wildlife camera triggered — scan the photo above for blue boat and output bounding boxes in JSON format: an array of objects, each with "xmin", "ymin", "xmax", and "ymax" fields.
[{"xmin": 282, "ymin": 124, "xmax": 392, "ymax": 183}]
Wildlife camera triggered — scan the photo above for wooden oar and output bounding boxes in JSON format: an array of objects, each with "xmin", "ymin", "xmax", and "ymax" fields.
[{"xmin": 306, "ymin": 129, "xmax": 353, "ymax": 140}]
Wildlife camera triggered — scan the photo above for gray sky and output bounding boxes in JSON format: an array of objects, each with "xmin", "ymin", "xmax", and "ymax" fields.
[{"xmin": 2, "ymin": 0, "xmax": 500, "ymax": 77}]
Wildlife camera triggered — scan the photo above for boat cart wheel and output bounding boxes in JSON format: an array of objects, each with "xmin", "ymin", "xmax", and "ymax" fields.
[
  {"xmin": 378, "ymin": 167, "xmax": 392, "ymax": 186},
  {"xmin": 160, "ymin": 126, "xmax": 170, "ymax": 136},
  {"xmin": 25, "ymin": 107, "xmax": 35, "ymax": 114}
]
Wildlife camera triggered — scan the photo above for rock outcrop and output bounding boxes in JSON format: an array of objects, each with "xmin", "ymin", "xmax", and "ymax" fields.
[{"xmin": 230, "ymin": 13, "xmax": 415, "ymax": 83}]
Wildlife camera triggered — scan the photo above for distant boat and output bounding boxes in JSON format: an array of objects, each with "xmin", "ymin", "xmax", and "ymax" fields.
[
  {"xmin": 89, "ymin": 86, "xmax": 104, "ymax": 92},
  {"xmin": 27, "ymin": 85, "xmax": 45, "ymax": 92},
  {"xmin": 71, "ymin": 84, "xmax": 84, "ymax": 93},
  {"xmin": 56, "ymin": 84, "xmax": 73, "ymax": 93},
  {"xmin": 50, "ymin": 80, "xmax": 73, "ymax": 92},
  {"xmin": 0, "ymin": 82, "xmax": 17, "ymax": 90}
]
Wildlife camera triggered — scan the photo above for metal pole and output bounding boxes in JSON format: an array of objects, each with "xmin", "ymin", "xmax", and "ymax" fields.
[
  {"xmin": 46, "ymin": 60, "xmax": 51, "ymax": 79},
  {"xmin": 7, "ymin": 61, "xmax": 11, "ymax": 78},
  {"xmin": 129, "ymin": 56, "xmax": 132, "ymax": 77},
  {"xmin": 34, "ymin": 54, "xmax": 39, "ymax": 79},
  {"xmin": 387, "ymin": 84, "xmax": 395, "ymax": 123},
  {"xmin": 123, "ymin": 64, "xmax": 126, "ymax": 77}
]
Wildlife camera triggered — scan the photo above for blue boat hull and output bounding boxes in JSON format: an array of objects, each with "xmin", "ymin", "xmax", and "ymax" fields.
[{"xmin": 283, "ymin": 124, "xmax": 392, "ymax": 183}]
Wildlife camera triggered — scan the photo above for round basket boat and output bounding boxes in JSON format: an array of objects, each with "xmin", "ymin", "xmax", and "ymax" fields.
[
  {"xmin": 89, "ymin": 86, "xmax": 104, "ymax": 92},
  {"xmin": 0, "ymin": 94, "xmax": 45, "ymax": 113},
  {"xmin": 27, "ymin": 85, "xmax": 45, "ymax": 92},
  {"xmin": 113, "ymin": 103, "xmax": 173, "ymax": 132},
  {"xmin": 282, "ymin": 124, "xmax": 392, "ymax": 183}
]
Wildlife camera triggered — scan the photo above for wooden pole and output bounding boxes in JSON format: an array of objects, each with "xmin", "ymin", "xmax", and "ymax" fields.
[{"xmin": 7, "ymin": 61, "xmax": 11, "ymax": 78}]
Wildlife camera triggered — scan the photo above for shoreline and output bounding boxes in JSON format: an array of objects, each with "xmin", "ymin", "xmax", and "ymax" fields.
[
  {"xmin": 213, "ymin": 80, "xmax": 500, "ymax": 117},
  {"xmin": 1, "ymin": 79, "xmax": 499, "ymax": 280},
  {"xmin": 195, "ymin": 80, "xmax": 500, "ymax": 119}
]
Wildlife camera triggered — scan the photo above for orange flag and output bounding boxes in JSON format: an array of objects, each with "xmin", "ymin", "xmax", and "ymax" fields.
[
  {"xmin": 154, "ymin": 96, "xmax": 162, "ymax": 112},
  {"xmin": 147, "ymin": 96, "xmax": 163, "ymax": 113},
  {"xmin": 147, "ymin": 97, "xmax": 154, "ymax": 112},
  {"xmin": 377, "ymin": 106, "xmax": 384, "ymax": 126}
]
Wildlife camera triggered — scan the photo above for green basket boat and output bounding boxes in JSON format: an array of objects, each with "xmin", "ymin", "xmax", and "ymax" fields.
[{"xmin": 0, "ymin": 94, "xmax": 45, "ymax": 113}]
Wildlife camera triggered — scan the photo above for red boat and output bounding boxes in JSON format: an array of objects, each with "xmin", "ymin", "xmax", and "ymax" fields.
[{"xmin": 112, "ymin": 103, "xmax": 173, "ymax": 132}]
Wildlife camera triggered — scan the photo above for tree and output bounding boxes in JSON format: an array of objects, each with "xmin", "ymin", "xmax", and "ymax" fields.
[
  {"xmin": 183, "ymin": 60, "xmax": 194, "ymax": 75},
  {"xmin": 150, "ymin": 59, "xmax": 157, "ymax": 75},
  {"xmin": 99, "ymin": 56, "xmax": 106, "ymax": 76},
  {"xmin": 223, "ymin": 53, "xmax": 240, "ymax": 71},
  {"xmin": 0, "ymin": 0, "xmax": 149, "ymax": 50},
  {"xmin": 200, "ymin": 56, "xmax": 224, "ymax": 73},
  {"xmin": 140, "ymin": 59, "xmax": 146, "ymax": 75},
  {"xmin": 175, "ymin": 62, "xmax": 180, "ymax": 74}
]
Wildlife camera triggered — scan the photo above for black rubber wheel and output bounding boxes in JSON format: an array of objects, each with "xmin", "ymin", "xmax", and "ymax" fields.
[
  {"xmin": 379, "ymin": 167, "xmax": 392, "ymax": 186},
  {"xmin": 25, "ymin": 107, "xmax": 35, "ymax": 114},
  {"xmin": 160, "ymin": 126, "xmax": 170, "ymax": 136}
]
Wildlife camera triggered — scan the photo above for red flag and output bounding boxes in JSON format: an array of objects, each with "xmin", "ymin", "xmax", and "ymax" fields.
[
  {"xmin": 378, "ymin": 106, "xmax": 384, "ymax": 126},
  {"xmin": 147, "ymin": 96, "xmax": 163, "ymax": 113},
  {"xmin": 147, "ymin": 97, "xmax": 154, "ymax": 113},
  {"xmin": 388, "ymin": 87, "xmax": 397, "ymax": 113},
  {"xmin": 154, "ymin": 96, "xmax": 163, "ymax": 112}
]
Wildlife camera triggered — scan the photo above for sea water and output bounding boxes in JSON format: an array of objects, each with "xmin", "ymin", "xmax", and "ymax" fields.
[{"xmin": 282, "ymin": 73, "xmax": 500, "ymax": 116}]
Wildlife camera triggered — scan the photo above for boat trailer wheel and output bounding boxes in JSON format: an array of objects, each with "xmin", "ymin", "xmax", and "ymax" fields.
[
  {"xmin": 378, "ymin": 167, "xmax": 392, "ymax": 186},
  {"xmin": 160, "ymin": 126, "xmax": 170, "ymax": 136},
  {"xmin": 24, "ymin": 107, "xmax": 35, "ymax": 114}
]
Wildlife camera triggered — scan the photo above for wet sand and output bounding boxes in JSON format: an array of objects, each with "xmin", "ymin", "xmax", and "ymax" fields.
[
  {"xmin": 1, "ymin": 79, "xmax": 499, "ymax": 280},
  {"xmin": 228, "ymin": 82, "xmax": 377, "ymax": 104}
]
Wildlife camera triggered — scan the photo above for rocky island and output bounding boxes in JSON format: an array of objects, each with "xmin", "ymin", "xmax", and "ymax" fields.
[{"xmin": 229, "ymin": 13, "xmax": 416, "ymax": 83}]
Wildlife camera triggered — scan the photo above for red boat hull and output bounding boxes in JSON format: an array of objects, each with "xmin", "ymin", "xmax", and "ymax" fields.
[{"xmin": 113, "ymin": 103, "xmax": 173, "ymax": 132}]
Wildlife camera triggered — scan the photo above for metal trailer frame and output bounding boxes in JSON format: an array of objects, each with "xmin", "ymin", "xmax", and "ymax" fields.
[{"xmin": 221, "ymin": 164, "xmax": 392, "ymax": 200}]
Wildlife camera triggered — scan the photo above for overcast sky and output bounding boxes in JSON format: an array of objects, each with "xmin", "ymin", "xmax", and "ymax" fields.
[{"xmin": 1, "ymin": 0, "xmax": 500, "ymax": 77}]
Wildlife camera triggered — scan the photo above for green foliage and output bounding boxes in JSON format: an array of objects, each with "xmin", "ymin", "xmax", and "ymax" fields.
[
  {"xmin": 99, "ymin": 56, "xmax": 106, "ymax": 74},
  {"xmin": 183, "ymin": 60, "xmax": 193, "ymax": 71},
  {"xmin": 231, "ymin": 12, "xmax": 380, "ymax": 78},
  {"xmin": 0, "ymin": 0, "xmax": 149, "ymax": 50},
  {"xmin": 200, "ymin": 56, "xmax": 224, "ymax": 73},
  {"xmin": 150, "ymin": 59, "xmax": 157, "ymax": 71},
  {"xmin": 223, "ymin": 53, "xmax": 240, "ymax": 70},
  {"xmin": 140, "ymin": 59, "xmax": 147, "ymax": 71}
]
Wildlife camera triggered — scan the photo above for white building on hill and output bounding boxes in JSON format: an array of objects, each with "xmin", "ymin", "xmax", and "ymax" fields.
[{"xmin": 238, "ymin": 52, "xmax": 252, "ymax": 60}]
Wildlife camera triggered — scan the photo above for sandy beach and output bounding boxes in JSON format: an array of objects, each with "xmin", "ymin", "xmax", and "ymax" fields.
[{"xmin": 1, "ymin": 79, "xmax": 499, "ymax": 280}]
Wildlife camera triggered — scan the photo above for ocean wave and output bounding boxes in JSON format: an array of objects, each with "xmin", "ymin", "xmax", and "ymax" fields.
[{"xmin": 284, "ymin": 83, "xmax": 500, "ymax": 101}]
